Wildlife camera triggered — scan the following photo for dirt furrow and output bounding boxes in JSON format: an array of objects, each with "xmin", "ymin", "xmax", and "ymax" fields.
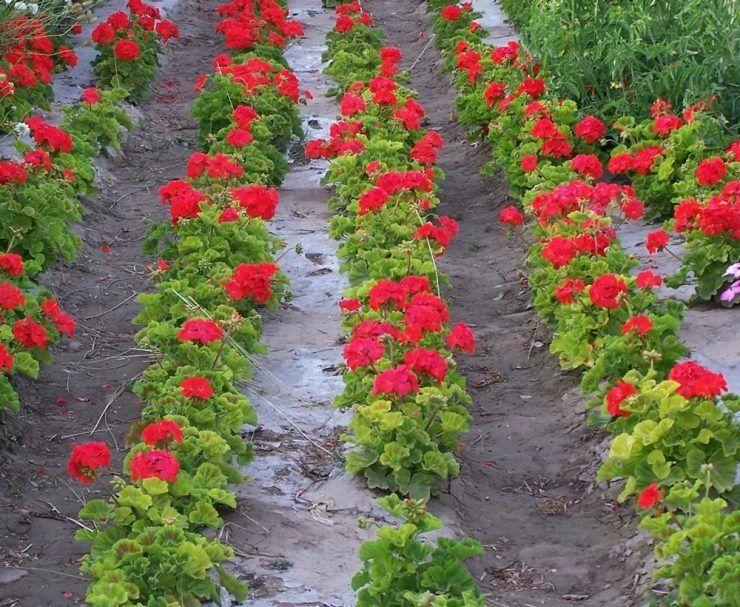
[{"xmin": 362, "ymin": 2, "xmax": 648, "ymax": 605}]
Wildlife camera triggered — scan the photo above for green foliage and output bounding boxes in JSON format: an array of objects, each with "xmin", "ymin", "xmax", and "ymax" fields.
[
  {"xmin": 61, "ymin": 88, "xmax": 134, "ymax": 154},
  {"xmin": 509, "ymin": 0, "xmax": 739, "ymax": 125},
  {"xmin": 353, "ymin": 495, "xmax": 485, "ymax": 607},
  {"xmin": 640, "ymin": 484, "xmax": 740, "ymax": 607},
  {"xmin": 76, "ymin": 3, "xmax": 303, "ymax": 604}
]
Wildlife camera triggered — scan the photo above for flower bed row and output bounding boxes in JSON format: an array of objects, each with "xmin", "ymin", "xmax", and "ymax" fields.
[
  {"xmin": 0, "ymin": 1, "xmax": 79, "ymax": 133},
  {"xmin": 434, "ymin": 4, "xmax": 739, "ymax": 305},
  {"xmin": 310, "ymin": 4, "xmax": 487, "ymax": 605},
  {"xmin": 427, "ymin": 2, "xmax": 738, "ymax": 605},
  {"xmin": 63, "ymin": 0, "xmax": 307, "ymax": 604},
  {"xmin": 0, "ymin": 1, "xmax": 178, "ymax": 418}
]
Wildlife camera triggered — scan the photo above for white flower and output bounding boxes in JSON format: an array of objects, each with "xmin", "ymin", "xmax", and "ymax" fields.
[
  {"xmin": 14, "ymin": 2, "xmax": 28, "ymax": 11},
  {"xmin": 13, "ymin": 122, "xmax": 31, "ymax": 138},
  {"xmin": 28, "ymin": 2, "xmax": 38, "ymax": 13}
]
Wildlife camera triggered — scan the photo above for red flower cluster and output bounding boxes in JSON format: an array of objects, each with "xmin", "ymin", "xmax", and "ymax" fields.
[
  {"xmin": 668, "ymin": 361, "xmax": 727, "ymax": 399},
  {"xmin": 343, "ymin": 338, "xmax": 385, "ymax": 371},
  {"xmin": 68, "ymin": 441, "xmax": 111, "ymax": 483},
  {"xmin": 637, "ymin": 483, "xmax": 662, "ymax": 509},
  {"xmin": 404, "ymin": 348, "xmax": 448, "ymax": 381},
  {"xmin": 372, "ymin": 364, "xmax": 419, "ymax": 397},
  {"xmin": 334, "ymin": 2, "xmax": 373, "ymax": 33},
  {"xmin": 305, "ymin": 119, "xmax": 365, "ymax": 159},
  {"xmin": 216, "ymin": 0, "xmax": 303, "ymax": 50},
  {"xmin": 91, "ymin": 0, "xmax": 178, "ymax": 53},
  {"xmin": 180, "ymin": 376, "xmax": 215, "ymax": 400},
  {"xmin": 589, "ymin": 274, "xmax": 628, "ymax": 309},
  {"xmin": 224, "ymin": 262, "xmax": 279, "ymax": 303},
  {"xmin": 178, "ymin": 318, "xmax": 223, "ymax": 344},
  {"xmin": 159, "ymin": 179, "xmax": 207, "ymax": 224},
  {"xmin": 0, "ymin": 16, "xmax": 75, "ymax": 96},
  {"xmin": 40, "ymin": 299, "xmax": 75, "ymax": 336},
  {"xmin": 574, "ymin": 115, "xmax": 606, "ymax": 143},
  {"xmin": 380, "ymin": 46, "xmax": 403, "ymax": 77},
  {"xmin": 141, "ymin": 420, "xmax": 184, "ymax": 446},
  {"xmin": 674, "ymin": 183, "xmax": 739, "ymax": 238},
  {"xmin": 187, "ymin": 152, "xmax": 244, "ymax": 181},
  {"xmin": 24, "ymin": 117, "xmax": 73, "ymax": 153},
  {"xmin": 129, "ymin": 449, "xmax": 180, "ymax": 483},
  {"xmin": 410, "ymin": 131, "xmax": 444, "ymax": 166},
  {"xmin": 13, "ymin": 317, "xmax": 49, "ymax": 350},
  {"xmin": 413, "ymin": 216, "xmax": 460, "ymax": 253},
  {"xmin": 605, "ymin": 380, "xmax": 636, "ymax": 417},
  {"xmin": 554, "ymin": 278, "xmax": 585, "ymax": 304},
  {"xmin": 230, "ymin": 185, "xmax": 279, "ymax": 220}
]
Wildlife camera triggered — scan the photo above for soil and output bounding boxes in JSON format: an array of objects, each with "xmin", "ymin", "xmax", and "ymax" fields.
[{"xmin": 0, "ymin": 0, "xmax": 225, "ymax": 603}]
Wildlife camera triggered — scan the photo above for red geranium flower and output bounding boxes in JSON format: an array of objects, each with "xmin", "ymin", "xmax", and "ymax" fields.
[
  {"xmin": 343, "ymin": 338, "xmax": 384, "ymax": 370},
  {"xmin": 404, "ymin": 348, "xmax": 448, "ymax": 381},
  {"xmin": 445, "ymin": 322, "xmax": 475, "ymax": 354},
  {"xmin": 129, "ymin": 449, "xmax": 180, "ymax": 483},
  {"xmin": 141, "ymin": 420, "xmax": 183, "ymax": 446},
  {"xmin": 542, "ymin": 236, "xmax": 578, "ymax": 269},
  {"xmin": 13, "ymin": 318, "xmax": 49, "ymax": 350},
  {"xmin": 621, "ymin": 315, "xmax": 653, "ymax": 336},
  {"xmin": 224, "ymin": 263, "xmax": 279, "ymax": 303},
  {"xmin": 520, "ymin": 154, "xmax": 538, "ymax": 172},
  {"xmin": 114, "ymin": 39, "xmax": 141, "ymax": 61},
  {"xmin": 67, "ymin": 441, "xmax": 111, "ymax": 483},
  {"xmin": 441, "ymin": 5, "xmax": 462, "ymax": 20},
  {"xmin": 653, "ymin": 114, "xmax": 682, "ymax": 136},
  {"xmin": 178, "ymin": 319, "xmax": 223, "ymax": 344},
  {"xmin": 404, "ymin": 293, "xmax": 449, "ymax": 332},
  {"xmin": 695, "ymin": 157, "xmax": 727, "ymax": 187},
  {"xmin": 339, "ymin": 298, "xmax": 361, "ymax": 313},
  {"xmin": 180, "ymin": 376, "xmax": 215, "ymax": 400},
  {"xmin": 668, "ymin": 361, "xmax": 727, "ymax": 399},
  {"xmin": 646, "ymin": 229, "xmax": 669, "ymax": 254},
  {"xmin": 499, "ymin": 205, "xmax": 524, "ymax": 226},
  {"xmin": 570, "ymin": 154, "xmax": 603, "ymax": 180},
  {"xmin": 0, "ymin": 253, "xmax": 24, "ymax": 276},
  {"xmin": 230, "ymin": 185, "xmax": 279, "ymax": 220},
  {"xmin": 589, "ymin": 274, "xmax": 628, "ymax": 309},
  {"xmin": 635, "ymin": 270, "xmax": 662, "ymax": 289},
  {"xmin": 372, "ymin": 365, "xmax": 419, "ymax": 397},
  {"xmin": 81, "ymin": 87, "xmax": 101, "ymax": 104},
  {"xmin": 0, "ymin": 343, "xmax": 14, "ymax": 372},
  {"xmin": 0, "ymin": 281, "xmax": 25, "ymax": 310},
  {"xmin": 554, "ymin": 278, "xmax": 585, "ymax": 304},
  {"xmin": 605, "ymin": 380, "xmax": 636, "ymax": 417},
  {"xmin": 369, "ymin": 279, "xmax": 408, "ymax": 310},
  {"xmin": 637, "ymin": 483, "xmax": 662, "ymax": 509},
  {"xmin": 574, "ymin": 116, "xmax": 605, "ymax": 143}
]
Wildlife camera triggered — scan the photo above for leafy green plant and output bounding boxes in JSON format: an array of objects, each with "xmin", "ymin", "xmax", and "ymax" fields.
[
  {"xmin": 61, "ymin": 88, "xmax": 133, "ymax": 153},
  {"xmin": 641, "ymin": 483, "xmax": 740, "ymax": 607},
  {"xmin": 353, "ymin": 494, "xmax": 485, "ymax": 607},
  {"xmin": 509, "ymin": 0, "xmax": 739, "ymax": 126}
]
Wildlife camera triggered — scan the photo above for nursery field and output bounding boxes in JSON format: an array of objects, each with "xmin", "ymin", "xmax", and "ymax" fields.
[{"xmin": 0, "ymin": 0, "xmax": 737, "ymax": 606}]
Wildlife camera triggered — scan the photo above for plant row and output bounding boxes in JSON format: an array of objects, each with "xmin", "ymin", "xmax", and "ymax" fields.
[
  {"xmin": 310, "ymin": 4, "xmax": 487, "ymax": 605},
  {"xmin": 1, "ymin": 0, "xmax": 178, "ymax": 132},
  {"xmin": 426, "ymin": 2, "xmax": 738, "ymax": 605},
  {"xmin": 0, "ymin": 0, "xmax": 180, "ymax": 417},
  {"xmin": 0, "ymin": 0, "xmax": 78, "ymax": 133},
  {"xmin": 63, "ymin": 1, "xmax": 306, "ymax": 605}
]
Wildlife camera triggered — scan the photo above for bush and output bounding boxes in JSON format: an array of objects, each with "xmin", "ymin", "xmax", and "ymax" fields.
[{"xmin": 507, "ymin": 0, "xmax": 739, "ymax": 125}]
